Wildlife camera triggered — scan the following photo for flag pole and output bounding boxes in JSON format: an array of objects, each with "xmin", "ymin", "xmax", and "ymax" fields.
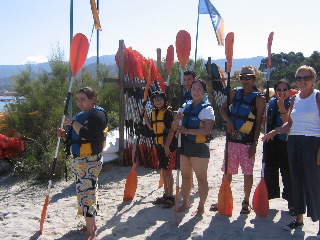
[
  {"xmin": 96, "ymin": 0, "xmax": 99, "ymax": 76},
  {"xmin": 194, "ymin": 0, "xmax": 201, "ymax": 68},
  {"xmin": 69, "ymin": 0, "xmax": 73, "ymax": 116}
]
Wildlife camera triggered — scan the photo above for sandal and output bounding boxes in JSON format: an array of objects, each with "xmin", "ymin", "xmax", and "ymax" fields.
[
  {"xmin": 240, "ymin": 200, "xmax": 251, "ymax": 214},
  {"xmin": 162, "ymin": 196, "xmax": 175, "ymax": 209},
  {"xmin": 153, "ymin": 194, "xmax": 167, "ymax": 205},
  {"xmin": 209, "ymin": 203, "xmax": 218, "ymax": 212}
]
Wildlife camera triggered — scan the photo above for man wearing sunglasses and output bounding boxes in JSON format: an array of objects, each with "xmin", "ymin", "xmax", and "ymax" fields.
[{"xmin": 218, "ymin": 66, "xmax": 265, "ymax": 214}]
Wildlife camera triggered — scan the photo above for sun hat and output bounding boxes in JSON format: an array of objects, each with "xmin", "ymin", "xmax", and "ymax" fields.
[{"xmin": 239, "ymin": 66, "xmax": 257, "ymax": 77}]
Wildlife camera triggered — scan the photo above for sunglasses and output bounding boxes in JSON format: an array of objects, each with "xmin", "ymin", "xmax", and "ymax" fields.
[
  {"xmin": 240, "ymin": 76, "xmax": 254, "ymax": 80},
  {"xmin": 276, "ymin": 88, "xmax": 288, "ymax": 92},
  {"xmin": 295, "ymin": 76, "xmax": 311, "ymax": 82},
  {"xmin": 153, "ymin": 96, "xmax": 163, "ymax": 102}
]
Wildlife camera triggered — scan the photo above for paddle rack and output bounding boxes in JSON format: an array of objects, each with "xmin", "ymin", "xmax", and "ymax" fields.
[{"xmin": 103, "ymin": 41, "xmax": 165, "ymax": 167}]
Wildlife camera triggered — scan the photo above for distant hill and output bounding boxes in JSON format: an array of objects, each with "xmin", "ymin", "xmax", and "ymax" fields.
[{"xmin": 0, "ymin": 55, "xmax": 264, "ymax": 90}]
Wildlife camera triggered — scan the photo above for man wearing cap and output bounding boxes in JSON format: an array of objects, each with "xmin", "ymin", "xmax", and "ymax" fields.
[{"xmin": 216, "ymin": 66, "xmax": 265, "ymax": 214}]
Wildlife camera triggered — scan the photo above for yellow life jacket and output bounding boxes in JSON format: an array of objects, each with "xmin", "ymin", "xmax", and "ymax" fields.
[{"xmin": 151, "ymin": 106, "xmax": 171, "ymax": 146}]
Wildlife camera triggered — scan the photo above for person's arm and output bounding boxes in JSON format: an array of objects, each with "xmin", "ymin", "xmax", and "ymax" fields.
[
  {"xmin": 261, "ymin": 96, "xmax": 295, "ymax": 142},
  {"xmin": 219, "ymin": 89, "xmax": 236, "ymax": 135},
  {"xmin": 249, "ymin": 95, "xmax": 265, "ymax": 157},
  {"xmin": 142, "ymin": 108, "xmax": 153, "ymax": 130},
  {"xmin": 278, "ymin": 97, "xmax": 290, "ymax": 123},
  {"xmin": 77, "ymin": 111, "xmax": 106, "ymax": 139}
]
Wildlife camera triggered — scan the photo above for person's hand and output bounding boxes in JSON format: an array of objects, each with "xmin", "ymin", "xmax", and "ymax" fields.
[
  {"xmin": 177, "ymin": 126, "xmax": 188, "ymax": 135},
  {"xmin": 64, "ymin": 118, "xmax": 75, "ymax": 127},
  {"xmin": 248, "ymin": 143, "xmax": 257, "ymax": 158},
  {"xmin": 57, "ymin": 128, "xmax": 66, "ymax": 138},
  {"xmin": 261, "ymin": 130, "xmax": 276, "ymax": 142},
  {"xmin": 262, "ymin": 116, "xmax": 269, "ymax": 125},
  {"xmin": 171, "ymin": 112, "xmax": 183, "ymax": 130},
  {"xmin": 226, "ymin": 119, "xmax": 235, "ymax": 135},
  {"xmin": 164, "ymin": 145, "xmax": 171, "ymax": 157}
]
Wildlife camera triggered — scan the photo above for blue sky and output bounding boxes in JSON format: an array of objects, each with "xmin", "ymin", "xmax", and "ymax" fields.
[{"xmin": 1, "ymin": 0, "xmax": 319, "ymax": 65}]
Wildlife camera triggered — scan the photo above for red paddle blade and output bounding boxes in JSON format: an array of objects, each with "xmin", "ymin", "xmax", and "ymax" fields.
[
  {"xmin": 267, "ymin": 32, "xmax": 274, "ymax": 69},
  {"xmin": 176, "ymin": 30, "xmax": 191, "ymax": 70},
  {"xmin": 218, "ymin": 174, "xmax": 233, "ymax": 216},
  {"xmin": 225, "ymin": 32, "xmax": 234, "ymax": 73},
  {"xmin": 123, "ymin": 163, "xmax": 138, "ymax": 201},
  {"xmin": 252, "ymin": 178, "xmax": 269, "ymax": 218},
  {"xmin": 39, "ymin": 195, "xmax": 49, "ymax": 234},
  {"xmin": 166, "ymin": 45, "xmax": 174, "ymax": 75},
  {"xmin": 70, "ymin": 33, "xmax": 89, "ymax": 77}
]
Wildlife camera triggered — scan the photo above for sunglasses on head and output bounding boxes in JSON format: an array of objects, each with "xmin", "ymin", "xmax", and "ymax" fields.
[
  {"xmin": 153, "ymin": 96, "xmax": 163, "ymax": 102},
  {"xmin": 240, "ymin": 75, "xmax": 254, "ymax": 80},
  {"xmin": 276, "ymin": 88, "xmax": 288, "ymax": 92},
  {"xmin": 295, "ymin": 76, "xmax": 311, "ymax": 82}
]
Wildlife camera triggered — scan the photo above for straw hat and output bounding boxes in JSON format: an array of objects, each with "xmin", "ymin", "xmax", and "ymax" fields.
[{"xmin": 239, "ymin": 66, "xmax": 257, "ymax": 77}]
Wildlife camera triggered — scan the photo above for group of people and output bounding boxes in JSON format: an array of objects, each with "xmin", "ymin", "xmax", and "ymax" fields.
[{"xmin": 57, "ymin": 64, "xmax": 320, "ymax": 240}]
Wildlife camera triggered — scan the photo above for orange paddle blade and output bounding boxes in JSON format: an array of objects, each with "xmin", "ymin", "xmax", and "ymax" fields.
[
  {"xmin": 166, "ymin": 45, "xmax": 174, "ymax": 75},
  {"xmin": 252, "ymin": 178, "xmax": 269, "ymax": 218},
  {"xmin": 176, "ymin": 30, "xmax": 191, "ymax": 70},
  {"xmin": 267, "ymin": 32, "xmax": 274, "ymax": 69},
  {"xmin": 70, "ymin": 33, "xmax": 89, "ymax": 77},
  {"xmin": 39, "ymin": 195, "xmax": 49, "ymax": 234},
  {"xmin": 123, "ymin": 163, "xmax": 138, "ymax": 201},
  {"xmin": 218, "ymin": 174, "xmax": 233, "ymax": 216},
  {"xmin": 225, "ymin": 32, "xmax": 234, "ymax": 73}
]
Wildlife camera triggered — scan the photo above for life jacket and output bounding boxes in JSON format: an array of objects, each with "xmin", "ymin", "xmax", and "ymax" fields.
[
  {"xmin": 0, "ymin": 134, "xmax": 24, "ymax": 160},
  {"xmin": 230, "ymin": 87, "xmax": 262, "ymax": 134},
  {"xmin": 182, "ymin": 101, "xmax": 213, "ymax": 143},
  {"xmin": 267, "ymin": 97, "xmax": 291, "ymax": 141},
  {"xmin": 183, "ymin": 90, "xmax": 193, "ymax": 104},
  {"xmin": 151, "ymin": 106, "xmax": 171, "ymax": 147},
  {"xmin": 68, "ymin": 107, "xmax": 108, "ymax": 158}
]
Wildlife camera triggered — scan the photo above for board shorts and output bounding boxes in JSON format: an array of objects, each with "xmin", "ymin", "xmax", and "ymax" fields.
[
  {"xmin": 221, "ymin": 142, "xmax": 255, "ymax": 175},
  {"xmin": 181, "ymin": 138, "xmax": 210, "ymax": 158},
  {"xmin": 72, "ymin": 154, "xmax": 102, "ymax": 217},
  {"xmin": 155, "ymin": 144, "xmax": 176, "ymax": 170}
]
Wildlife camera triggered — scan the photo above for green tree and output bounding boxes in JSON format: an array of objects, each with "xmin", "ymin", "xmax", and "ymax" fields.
[
  {"xmin": 2, "ymin": 47, "xmax": 116, "ymax": 179},
  {"xmin": 259, "ymin": 52, "xmax": 306, "ymax": 87}
]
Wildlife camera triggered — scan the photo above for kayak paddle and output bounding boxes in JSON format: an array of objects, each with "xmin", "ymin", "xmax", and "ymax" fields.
[
  {"xmin": 175, "ymin": 30, "xmax": 191, "ymax": 226},
  {"xmin": 218, "ymin": 32, "xmax": 234, "ymax": 216},
  {"xmin": 252, "ymin": 32, "xmax": 274, "ymax": 218},
  {"xmin": 40, "ymin": 33, "xmax": 89, "ymax": 234}
]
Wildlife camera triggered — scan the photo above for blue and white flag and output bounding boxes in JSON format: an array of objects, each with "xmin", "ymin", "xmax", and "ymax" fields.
[{"xmin": 199, "ymin": 0, "xmax": 224, "ymax": 46}]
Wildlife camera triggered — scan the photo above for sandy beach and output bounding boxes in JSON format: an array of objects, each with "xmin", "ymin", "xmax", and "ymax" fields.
[{"xmin": 0, "ymin": 129, "xmax": 318, "ymax": 240}]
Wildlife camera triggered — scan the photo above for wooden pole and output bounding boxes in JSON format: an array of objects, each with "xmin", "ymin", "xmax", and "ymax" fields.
[
  {"xmin": 207, "ymin": 57, "xmax": 213, "ymax": 104},
  {"xmin": 156, "ymin": 48, "xmax": 162, "ymax": 74},
  {"xmin": 118, "ymin": 40, "xmax": 125, "ymax": 166}
]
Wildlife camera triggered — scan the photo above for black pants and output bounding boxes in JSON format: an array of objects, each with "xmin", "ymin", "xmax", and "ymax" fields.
[
  {"xmin": 288, "ymin": 135, "xmax": 320, "ymax": 222},
  {"xmin": 263, "ymin": 137, "xmax": 293, "ymax": 208}
]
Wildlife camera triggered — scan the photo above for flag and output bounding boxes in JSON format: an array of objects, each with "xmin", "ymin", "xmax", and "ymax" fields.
[
  {"xmin": 198, "ymin": 0, "xmax": 224, "ymax": 46},
  {"xmin": 90, "ymin": 0, "xmax": 102, "ymax": 30}
]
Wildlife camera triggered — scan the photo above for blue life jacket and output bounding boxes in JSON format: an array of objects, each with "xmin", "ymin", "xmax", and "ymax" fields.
[
  {"xmin": 182, "ymin": 101, "xmax": 212, "ymax": 143},
  {"xmin": 267, "ymin": 97, "xmax": 291, "ymax": 141},
  {"xmin": 230, "ymin": 87, "xmax": 262, "ymax": 134},
  {"xmin": 69, "ymin": 107, "xmax": 108, "ymax": 157},
  {"xmin": 183, "ymin": 90, "xmax": 193, "ymax": 105}
]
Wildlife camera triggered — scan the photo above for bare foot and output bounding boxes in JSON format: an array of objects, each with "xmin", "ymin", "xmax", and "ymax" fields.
[
  {"xmin": 84, "ymin": 232, "xmax": 96, "ymax": 240},
  {"xmin": 191, "ymin": 206, "xmax": 204, "ymax": 217},
  {"xmin": 177, "ymin": 204, "xmax": 189, "ymax": 213},
  {"xmin": 81, "ymin": 225, "xmax": 98, "ymax": 232}
]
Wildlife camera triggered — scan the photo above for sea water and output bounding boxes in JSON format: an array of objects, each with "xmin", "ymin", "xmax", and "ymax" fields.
[{"xmin": 0, "ymin": 96, "xmax": 15, "ymax": 112}]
